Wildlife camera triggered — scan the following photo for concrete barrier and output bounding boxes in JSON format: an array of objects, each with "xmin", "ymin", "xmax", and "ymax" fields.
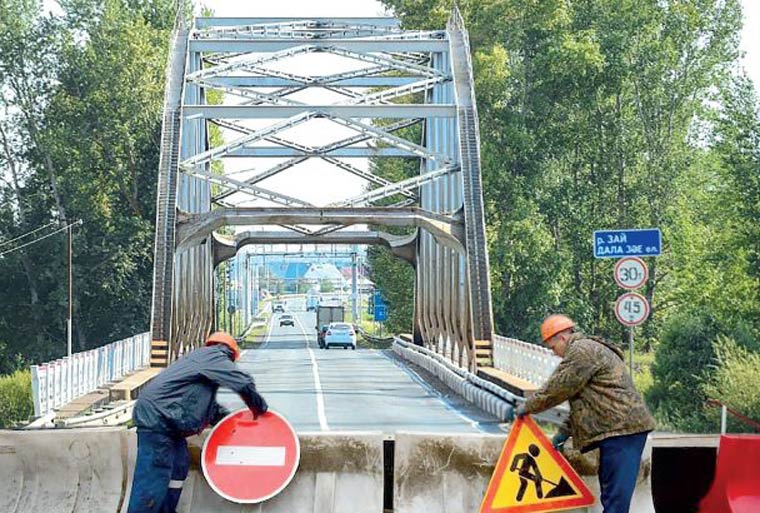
[
  {"xmin": 394, "ymin": 431, "xmax": 506, "ymax": 513},
  {"xmin": 0, "ymin": 427, "xmax": 657, "ymax": 513},
  {"xmin": 178, "ymin": 431, "xmax": 385, "ymax": 513},
  {"xmin": 0, "ymin": 428, "xmax": 384, "ymax": 513},
  {"xmin": 394, "ymin": 431, "xmax": 655, "ymax": 513},
  {"xmin": 0, "ymin": 428, "xmax": 128, "ymax": 513}
]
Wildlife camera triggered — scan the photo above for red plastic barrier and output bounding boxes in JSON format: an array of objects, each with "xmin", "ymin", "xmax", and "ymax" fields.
[{"xmin": 698, "ymin": 434, "xmax": 760, "ymax": 513}]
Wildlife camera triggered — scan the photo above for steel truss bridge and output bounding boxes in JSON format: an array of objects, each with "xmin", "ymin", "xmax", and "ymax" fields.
[{"xmin": 150, "ymin": 10, "xmax": 495, "ymax": 371}]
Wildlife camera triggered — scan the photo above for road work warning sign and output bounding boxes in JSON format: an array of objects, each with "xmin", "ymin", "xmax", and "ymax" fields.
[{"xmin": 480, "ymin": 416, "xmax": 594, "ymax": 513}]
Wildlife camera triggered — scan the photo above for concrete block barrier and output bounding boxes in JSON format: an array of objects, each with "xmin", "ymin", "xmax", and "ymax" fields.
[
  {"xmin": 394, "ymin": 431, "xmax": 655, "ymax": 513},
  {"xmin": 178, "ymin": 431, "xmax": 385, "ymax": 513},
  {"xmin": 562, "ymin": 437, "xmax": 655, "ymax": 513},
  {"xmin": 0, "ymin": 428, "xmax": 655, "ymax": 513},
  {"xmin": 394, "ymin": 431, "xmax": 506, "ymax": 513},
  {"xmin": 0, "ymin": 428, "xmax": 128, "ymax": 513}
]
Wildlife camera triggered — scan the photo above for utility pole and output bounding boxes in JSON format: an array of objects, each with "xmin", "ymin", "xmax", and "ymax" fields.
[
  {"xmin": 67, "ymin": 221, "xmax": 73, "ymax": 399},
  {"xmin": 351, "ymin": 248, "xmax": 358, "ymax": 322}
]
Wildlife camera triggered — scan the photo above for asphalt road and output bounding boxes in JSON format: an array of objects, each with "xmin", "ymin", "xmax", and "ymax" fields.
[{"xmin": 216, "ymin": 307, "xmax": 503, "ymax": 434}]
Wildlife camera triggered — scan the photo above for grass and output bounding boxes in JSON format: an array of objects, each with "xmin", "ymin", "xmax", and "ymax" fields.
[
  {"xmin": 240, "ymin": 314, "xmax": 271, "ymax": 350},
  {"xmin": 631, "ymin": 350, "xmax": 655, "ymax": 396},
  {"xmin": 0, "ymin": 370, "xmax": 33, "ymax": 428}
]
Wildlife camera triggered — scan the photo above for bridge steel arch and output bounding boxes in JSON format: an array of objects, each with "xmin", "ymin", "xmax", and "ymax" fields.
[{"xmin": 149, "ymin": 9, "xmax": 494, "ymax": 371}]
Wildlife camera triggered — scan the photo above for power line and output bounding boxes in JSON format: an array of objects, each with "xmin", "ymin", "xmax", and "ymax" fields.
[
  {"xmin": 0, "ymin": 220, "xmax": 82, "ymax": 258},
  {"xmin": 0, "ymin": 221, "xmax": 57, "ymax": 249}
]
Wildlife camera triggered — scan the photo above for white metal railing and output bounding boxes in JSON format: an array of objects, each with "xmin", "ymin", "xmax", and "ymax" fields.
[
  {"xmin": 492, "ymin": 334, "xmax": 561, "ymax": 386},
  {"xmin": 29, "ymin": 332, "xmax": 151, "ymax": 418}
]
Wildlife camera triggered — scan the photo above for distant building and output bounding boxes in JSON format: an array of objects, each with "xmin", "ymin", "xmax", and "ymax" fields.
[{"xmin": 304, "ymin": 263, "xmax": 346, "ymax": 291}]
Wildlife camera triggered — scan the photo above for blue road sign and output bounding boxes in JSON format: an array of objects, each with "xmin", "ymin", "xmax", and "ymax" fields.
[
  {"xmin": 374, "ymin": 290, "xmax": 385, "ymax": 306},
  {"xmin": 374, "ymin": 305, "xmax": 388, "ymax": 322},
  {"xmin": 593, "ymin": 228, "xmax": 662, "ymax": 259}
]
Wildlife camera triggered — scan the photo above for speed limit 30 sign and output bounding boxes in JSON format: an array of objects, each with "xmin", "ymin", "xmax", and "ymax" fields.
[
  {"xmin": 615, "ymin": 292, "xmax": 650, "ymax": 327},
  {"xmin": 614, "ymin": 257, "xmax": 648, "ymax": 290}
]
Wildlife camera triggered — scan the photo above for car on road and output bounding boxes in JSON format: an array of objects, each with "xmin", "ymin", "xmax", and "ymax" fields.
[
  {"xmin": 273, "ymin": 302, "xmax": 285, "ymax": 313},
  {"xmin": 323, "ymin": 322, "xmax": 357, "ymax": 350},
  {"xmin": 279, "ymin": 314, "xmax": 295, "ymax": 327}
]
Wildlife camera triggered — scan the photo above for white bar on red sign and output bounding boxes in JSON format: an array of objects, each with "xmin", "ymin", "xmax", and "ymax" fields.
[{"xmin": 215, "ymin": 446, "xmax": 286, "ymax": 467}]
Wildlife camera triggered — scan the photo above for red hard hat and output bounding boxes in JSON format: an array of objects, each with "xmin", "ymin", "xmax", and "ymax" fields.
[
  {"xmin": 540, "ymin": 314, "xmax": 576, "ymax": 342},
  {"xmin": 205, "ymin": 331, "xmax": 241, "ymax": 361}
]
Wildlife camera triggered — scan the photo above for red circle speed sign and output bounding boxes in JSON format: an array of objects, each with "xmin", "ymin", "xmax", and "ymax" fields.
[
  {"xmin": 614, "ymin": 292, "xmax": 650, "ymax": 327},
  {"xmin": 614, "ymin": 257, "xmax": 649, "ymax": 290},
  {"xmin": 201, "ymin": 409, "xmax": 300, "ymax": 503}
]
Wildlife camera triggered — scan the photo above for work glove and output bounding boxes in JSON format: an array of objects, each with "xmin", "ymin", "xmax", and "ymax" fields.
[
  {"xmin": 504, "ymin": 403, "xmax": 527, "ymax": 423},
  {"xmin": 551, "ymin": 432, "xmax": 570, "ymax": 450},
  {"xmin": 244, "ymin": 389, "xmax": 268, "ymax": 420}
]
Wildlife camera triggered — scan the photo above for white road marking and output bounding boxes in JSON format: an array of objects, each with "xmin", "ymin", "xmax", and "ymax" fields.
[
  {"xmin": 295, "ymin": 315, "xmax": 330, "ymax": 431},
  {"xmin": 215, "ymin": 446, "xmax": 286, "ymax": 466},
  {"xmin": 259, "ymin": 315, "xmax": 275, "ymax": 350}
]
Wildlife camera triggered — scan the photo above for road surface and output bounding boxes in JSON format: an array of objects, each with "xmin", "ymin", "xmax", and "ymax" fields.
[{"xmin": 217, "ymin": 306, "xmax": 502, "ymax": 434}]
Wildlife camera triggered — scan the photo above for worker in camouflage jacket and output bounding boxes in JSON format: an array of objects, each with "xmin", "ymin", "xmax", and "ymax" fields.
[
  {"xmin": 127, "ymin": 331, "xmax": 268, "ymax": 513},
  {"xmin": 514, "ymin": 314, "xmax": 655, "ymax": 513}
]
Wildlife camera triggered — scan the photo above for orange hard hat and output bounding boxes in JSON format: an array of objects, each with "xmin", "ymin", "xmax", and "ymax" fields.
[
  {"xmin": 205, "ymin": 331, "xmax": 241, "ymax": 361},
  {"xmin": 540, "ymin": 314, "xmax": 576, "ymax": 342}
]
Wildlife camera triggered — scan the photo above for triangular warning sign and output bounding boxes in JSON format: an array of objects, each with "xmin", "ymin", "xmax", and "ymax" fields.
[{"xmin": 480, "ymin": 416, "xmax": 595, "ymax": 513}]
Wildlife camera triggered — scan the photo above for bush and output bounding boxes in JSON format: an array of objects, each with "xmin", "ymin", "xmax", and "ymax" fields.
[
  {"xmin": 647, "ymin": 311, "xmax": 721, "ymax": 431},
  {"xmin": 647, "ymin": 310, "xmax": 757, "ymax": 432},
  {"xmin": 703, "ymin": 336, "xmax": 760, "ymax": 433},
  {"xmin": 0, "ymin": 370, "xmax": 34, "ymax": 428}
]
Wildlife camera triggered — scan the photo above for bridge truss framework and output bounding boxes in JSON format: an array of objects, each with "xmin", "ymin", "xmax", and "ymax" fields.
[{"xmin": 150, "ymin": 9, "xmax": 494, "ymax": 371}]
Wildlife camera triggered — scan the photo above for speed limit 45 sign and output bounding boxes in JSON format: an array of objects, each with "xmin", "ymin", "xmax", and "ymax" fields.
[{"xmin": 615, "ymin": 292, "xmax": 650, "ymax": 327}]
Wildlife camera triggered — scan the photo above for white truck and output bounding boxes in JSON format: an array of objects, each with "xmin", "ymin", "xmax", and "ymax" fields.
[{"xmin": 315, "ymin": 304, "xmax": 345, "ymax": 348}]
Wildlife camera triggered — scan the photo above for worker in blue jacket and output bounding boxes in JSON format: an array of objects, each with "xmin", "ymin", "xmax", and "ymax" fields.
[{"xmin": 127, "ymin": 331, "xmax": 268, "ymax": 513}]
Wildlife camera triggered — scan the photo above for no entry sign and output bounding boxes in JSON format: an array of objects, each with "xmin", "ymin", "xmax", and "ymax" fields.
[{"xmin": 201, "ymin": 409, "xmax": 300, "ymax": 504}]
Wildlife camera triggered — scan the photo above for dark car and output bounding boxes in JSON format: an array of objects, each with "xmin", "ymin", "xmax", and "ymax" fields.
[{"xmin": 279, "ymin": 314, "xmax": 294, "ymax": 327}]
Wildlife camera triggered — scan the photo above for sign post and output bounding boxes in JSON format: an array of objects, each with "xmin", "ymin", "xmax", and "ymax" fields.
[
  {"xmin": 596, "ymin": 230, "xmax": 659, "ymax": 380},
  {"xmin": 202, "ymin": 409, "xmax": 300, "ymax": 504},
  {"xmin": 614, "ymin": 291, "xmax": 650, "ymax": 377}
]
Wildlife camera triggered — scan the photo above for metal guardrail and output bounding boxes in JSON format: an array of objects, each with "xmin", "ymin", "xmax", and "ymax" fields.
[
  {"xmin": 393, "ymin": 337, "xmax": 567, "ymax": 425},
  {"xmin": 29, "ymin": 332, "xmax": 151, "ymax": 417},
  {"xmin": 492, "ymin": 334, "xmax": 561, "ymax": 386}
]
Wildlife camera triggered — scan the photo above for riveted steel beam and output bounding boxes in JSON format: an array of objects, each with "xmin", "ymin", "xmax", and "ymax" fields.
[
  {"xmin": 194, "ymin": 17, "xmax": 402, "ymax": 29},
  {"xmin": 211, "ymin": 230, "xmax": 417, "ymax": 266},
  {"xmin": 183, "ymin": 104, "xmax": 456, "ymax": 119},
  {"xmin": 203, "ymin": 76, "xmax": 422, "ymax": 88},
  {"xmin": 176, "ymin": 207, "xmax": 463, "ymax": 253},
  {"xmin": 189, "ymin": 39, "xmax": 449, "ymax": 53},
  {"xmin": 223, "ymin": 147, "xmax": 418, "ymax": 158}
]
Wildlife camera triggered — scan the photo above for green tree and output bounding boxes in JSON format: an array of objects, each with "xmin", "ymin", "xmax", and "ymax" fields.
[{"xmin": 0, "ymin": 0, "xmax": 175, "ymax": 372}]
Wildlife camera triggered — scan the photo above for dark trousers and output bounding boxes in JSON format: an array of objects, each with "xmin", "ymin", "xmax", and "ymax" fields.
[
  {"xmin": 597, "ymin": 431, "xmax": 649, "ymax": 513},
  {"xmin": 127, "ymin": 430, "xmax": 190, "ymax": 513}
]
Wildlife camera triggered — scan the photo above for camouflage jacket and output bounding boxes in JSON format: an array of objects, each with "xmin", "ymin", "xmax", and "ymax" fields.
[{"xmin": 524, "ymin": 333, "xmax": 655, "ymax": 451}]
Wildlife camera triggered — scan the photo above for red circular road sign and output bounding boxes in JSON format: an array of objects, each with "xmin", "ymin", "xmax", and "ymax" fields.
[
  {"xmin": 614, "ymin": 257, "xmax": 649, "ymax": 290},
  {"xmin": 202, "ymin": 409, "xmax": 300, "ymax": 504},
  {"xmin": 614, "ymin": 292, "xmax": 650, "ymax": 327}
]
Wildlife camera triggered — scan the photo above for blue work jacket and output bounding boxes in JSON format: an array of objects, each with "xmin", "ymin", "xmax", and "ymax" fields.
[{"xmin": 133, "ymin": 345, "xmax": 264, "ymax": 436}]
